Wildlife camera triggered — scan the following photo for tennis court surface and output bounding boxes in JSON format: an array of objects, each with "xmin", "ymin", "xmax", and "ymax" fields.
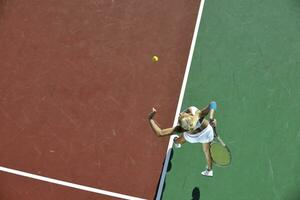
[
  {"xmin": 159, "ymin": 0, "xmax": 300, "ymax": 199},
  {"xmin": 0, "ymin": 0, "xmax": 201, "ymax": 199},
  {"xmin": 1, "ymin": 0, "xmax": 300, "ymax": 199}
]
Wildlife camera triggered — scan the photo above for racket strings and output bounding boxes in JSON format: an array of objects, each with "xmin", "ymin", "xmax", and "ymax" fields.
[{"xmin": 210, "ymin": 143, "xmax": 231, "ymax": 166}]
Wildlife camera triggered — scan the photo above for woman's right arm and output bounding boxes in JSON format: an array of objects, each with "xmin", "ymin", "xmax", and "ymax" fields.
[
  {"xmin": 148, "ymin": 108, "xmax": 182, "ymax": 137},
  {"xmin": 149, "ymin": 119, "xmax": 177, "ymax": 137}
]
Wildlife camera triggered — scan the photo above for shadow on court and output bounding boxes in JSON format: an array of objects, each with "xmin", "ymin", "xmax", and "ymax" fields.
[
  {"xmin": 154, "ymin": 148, "xmax": 174, "ymax": 199},
  {"xmin": 191, "ymin": 187, "xmax": 200, "ymax": 200},
  {"xmin": 154, "ymin": 147, "xmax": 202, "ymax": 200},
  {"xmin": 167, "ymin": 148, "xmax": 174, "ymax": 172}
]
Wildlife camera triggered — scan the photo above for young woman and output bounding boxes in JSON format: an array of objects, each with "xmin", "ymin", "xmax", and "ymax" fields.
[{"xmin": 148, "ymin": 101, "xmax": 217, "ymax": 177}]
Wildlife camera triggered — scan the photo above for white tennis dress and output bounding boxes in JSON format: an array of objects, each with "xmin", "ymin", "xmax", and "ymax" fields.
[{"xmin": 182, "ymin": 106, "xmax": 214, "ymax": 144}]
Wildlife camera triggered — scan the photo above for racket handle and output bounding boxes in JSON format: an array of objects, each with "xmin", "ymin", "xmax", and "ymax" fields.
[
  {"xmin": 213, "ymin": 127, "xmax": 226, "ymax": 147},
  {"xmin": 213, "ymin": 127, "xmax": 218, "ymax": 137}
]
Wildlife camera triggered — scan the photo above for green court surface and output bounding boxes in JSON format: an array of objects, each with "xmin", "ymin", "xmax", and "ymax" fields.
[{"xmin": 161, "ymin": 0, "xmax": 300, "ymax": 199}]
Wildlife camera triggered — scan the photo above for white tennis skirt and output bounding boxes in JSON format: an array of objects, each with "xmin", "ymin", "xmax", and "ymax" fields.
[{"xmin": 183, "ymin": 124, "xmax": 214, "ymax": 144}]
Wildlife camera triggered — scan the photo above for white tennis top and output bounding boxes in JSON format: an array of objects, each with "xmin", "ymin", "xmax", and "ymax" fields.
[{"xmin": 182, "ymin": 106, "xmax": 214, "ymax": 143}]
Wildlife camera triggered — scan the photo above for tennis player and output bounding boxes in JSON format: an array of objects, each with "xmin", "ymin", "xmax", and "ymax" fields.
[{"xmin": 148, "ymin": 101, "xmax": 217, "ymax": 177}]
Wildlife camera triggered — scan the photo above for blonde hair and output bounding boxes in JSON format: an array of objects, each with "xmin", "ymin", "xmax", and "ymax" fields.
[{"xmin": 178, "ymin": 115, "xmax": 198, "ymax": 131}]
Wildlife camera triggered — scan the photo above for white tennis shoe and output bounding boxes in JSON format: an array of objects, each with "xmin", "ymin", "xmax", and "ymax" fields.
[
  {"xmin": 201, "ymin": 169, "xmax": 213, "ymax": 177},
  {"xmin": 173, "ymin": 136, "xmax": 181, "ymax": 149}
]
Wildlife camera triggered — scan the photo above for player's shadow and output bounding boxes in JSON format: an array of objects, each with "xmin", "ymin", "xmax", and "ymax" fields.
[
  {"xmin": 154, "ymin": 148, "xmax": 174, "ymax": 199},
  {"xmin": 167, "ymin": 148, "xmax": 174, "ymax": 172},
  {"xmin": 191, "ymin": 187, "xmax": 200, "ymax": 200}
]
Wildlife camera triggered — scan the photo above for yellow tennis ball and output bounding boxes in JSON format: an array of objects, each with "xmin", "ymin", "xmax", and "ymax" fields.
[{"xmin": 152, "ymin": 56, "xmax": 159, "ymax": 62}]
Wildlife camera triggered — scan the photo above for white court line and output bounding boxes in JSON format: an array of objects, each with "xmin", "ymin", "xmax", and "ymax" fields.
[
  {"xmin": 155, "ymin": 0, "xmax": 206, "ymax": 199},
  {"xmin": 0, "ymin": 166, "xmax": 146, "ymax": 200}
]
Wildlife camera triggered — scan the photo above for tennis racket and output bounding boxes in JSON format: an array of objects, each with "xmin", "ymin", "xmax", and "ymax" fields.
[{"xmin": 210, "ymin": 127, "xmax": 231, "ymax": 166}]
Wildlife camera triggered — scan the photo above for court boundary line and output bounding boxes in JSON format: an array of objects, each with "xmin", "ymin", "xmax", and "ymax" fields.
[
  {"xmin": 155, "ymin": 0, "xmax": 206, "ymax": 199},
  {"xmin": 0, "ymin": 166, "xmax": 146, "ymax": 200}
]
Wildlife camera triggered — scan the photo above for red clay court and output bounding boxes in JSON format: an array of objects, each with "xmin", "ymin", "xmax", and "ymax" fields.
[{"xmin": 0, "ymin": 0, "xmax": 200, "ymax": 199}]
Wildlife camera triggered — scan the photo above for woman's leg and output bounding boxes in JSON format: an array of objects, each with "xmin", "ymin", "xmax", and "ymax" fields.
[{"xmin": 202, "ymin": 143, "xmax": 212, "ymax": 170}]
